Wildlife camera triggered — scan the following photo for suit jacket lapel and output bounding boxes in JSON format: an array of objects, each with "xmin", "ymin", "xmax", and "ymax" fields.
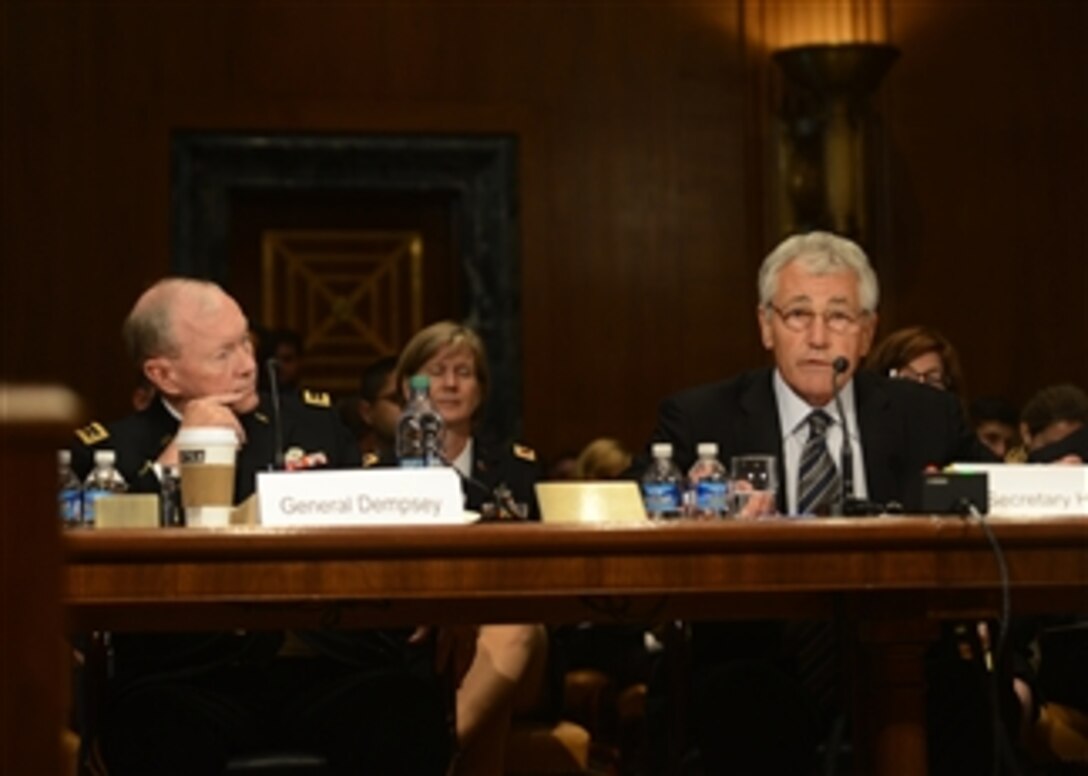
[
  {"xmin": 739, "ymin": 369, "xmax": 787, "ymax": 512},
  {"xmin": 854, "ymin": 371, "xmax": 900, "ymax": 503}
]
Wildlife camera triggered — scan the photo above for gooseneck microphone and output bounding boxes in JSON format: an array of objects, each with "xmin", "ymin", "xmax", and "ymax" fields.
[
  {"xmin": 266, "ymin": 358, "xmax": 285, "ymax": 470},
  {"xmin": 439, "ymin": 452, "xmax": 525, "ymax": 520},
  {"xmin": 830, "ymin": 356, "xmax": 854, "ymax": 514},
  {"xmin": 830, "ymin": 357, "xmax": 888, "ymax": 516}
]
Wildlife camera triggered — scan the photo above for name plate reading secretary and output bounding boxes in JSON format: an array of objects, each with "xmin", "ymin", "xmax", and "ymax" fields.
[
  {"xmin": 257, "ymin": 468, "xmax": 468, "ymax": 526},
  {"xmin": 948, "ymin": 463, "xmax": 1088, "ymax": 516}
]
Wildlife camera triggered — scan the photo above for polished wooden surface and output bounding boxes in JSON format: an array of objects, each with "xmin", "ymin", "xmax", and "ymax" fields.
[
  {"xmin": 5, "ymin": 2, "xmax": 1087, "ymax": 460},
  {"xmin": 62, "ymin": 516, "xmax": 1087, "ymax": 775},
  {"xmin": 63, "ymin": 516, "xmax": 1088, "ymax": 630}
]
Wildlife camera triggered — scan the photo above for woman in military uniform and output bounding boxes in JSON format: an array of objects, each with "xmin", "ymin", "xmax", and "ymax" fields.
[{"xmin": 393, "ymin": 320, "xmax": 548, "ymax": 776}]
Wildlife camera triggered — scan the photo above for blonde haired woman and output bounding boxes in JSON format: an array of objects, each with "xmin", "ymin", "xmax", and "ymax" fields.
[{"xmin": 395, "ymin": 320, "xmax": 548, "ymax": 775}]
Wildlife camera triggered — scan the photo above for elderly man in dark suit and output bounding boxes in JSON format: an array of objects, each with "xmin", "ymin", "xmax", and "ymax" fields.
[
  {"xmin": 647, "ymin": 232, "xmax": 991, "ymax": 774},
  {"xmin": 652, "ymin": 231, "xmax": 977, "ymax": 514}
]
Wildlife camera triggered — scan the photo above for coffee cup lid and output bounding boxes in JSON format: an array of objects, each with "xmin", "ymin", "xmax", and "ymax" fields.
[{"xmin": 175, "ymin": 426, "xmax": 239, "ymax": 448}]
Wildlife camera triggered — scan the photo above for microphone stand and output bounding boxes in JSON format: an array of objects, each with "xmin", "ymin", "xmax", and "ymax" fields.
[
  {"xmin": 266, "ymin": 358, "xmax": 285, "ymax": 471},
  {"xmin": 440, "ymin": 452, "xmax": 526, "ymax": 521},
  {"xmin": 830, "ymin": 358, "xmax": 883, "ymax": 516}
]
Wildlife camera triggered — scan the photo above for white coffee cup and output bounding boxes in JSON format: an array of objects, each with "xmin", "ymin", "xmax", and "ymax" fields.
[{"xmin": 175, "ymin": 426, "xmax": 239, "ymax": 528}]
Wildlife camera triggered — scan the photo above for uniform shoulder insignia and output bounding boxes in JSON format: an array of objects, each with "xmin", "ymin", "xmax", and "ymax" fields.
[
  {"xmin": 512, "ymin": 443, "xmax": 536, "ymax": 462},
  {"xmin": 75, "ymin": 421, "xmax": 109, "ymax": 446},
  {"xmin": 363, "ymin": 452, "xmax": 380, "ymax": 468},
  {"xmin": 302, "ymin": 389, "xmax": 331, "ymax": 408}
]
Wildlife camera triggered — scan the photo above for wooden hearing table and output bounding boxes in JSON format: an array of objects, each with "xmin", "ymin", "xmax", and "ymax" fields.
[{"xmin": 63, "ymin": 516, "xmax": 1088, "ymax": 775}]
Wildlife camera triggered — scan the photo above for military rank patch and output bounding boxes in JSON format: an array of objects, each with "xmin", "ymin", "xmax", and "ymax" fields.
[
  {"xmin": 75, "ymin": 421, "xmax": 109, "ymax": 446},
  {"xmin": 302, "ymin": 389, "xmax": 331, "ymax": 408},
  {"xmin": 362, "ymin": 452, "xmax": 380, "ymax": 468},
  {"xmin": 512, "ymin": 443, "xmax": 536, "ymax": 462}
]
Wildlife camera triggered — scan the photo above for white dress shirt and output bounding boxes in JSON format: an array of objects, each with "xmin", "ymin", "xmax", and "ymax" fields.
[{"xmin": 772, "ymin": 370, "xmax": 868, "ymax": 515}]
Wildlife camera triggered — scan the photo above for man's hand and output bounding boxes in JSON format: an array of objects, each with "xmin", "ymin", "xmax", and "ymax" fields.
[
  {"xmin": 157, "ymin": 393, "xmax": 246, "ymax": 467},
  {"xmin": 731, "ymin": 480, "xmax": 778, "ymax": 520},
  {"xmin": 409, "ymin": 625, "xmax": 478, "ymax": 686}
]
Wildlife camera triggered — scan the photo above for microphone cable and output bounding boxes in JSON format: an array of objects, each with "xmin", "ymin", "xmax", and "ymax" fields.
[{"xmin": 962, "ymin": 500, "xmax": 1019, "ymax": 776}]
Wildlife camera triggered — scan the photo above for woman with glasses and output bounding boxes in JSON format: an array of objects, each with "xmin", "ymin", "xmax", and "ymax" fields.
[{"xmin": 865, "ymin": 325, "xmax": 966, "ymax": 402}]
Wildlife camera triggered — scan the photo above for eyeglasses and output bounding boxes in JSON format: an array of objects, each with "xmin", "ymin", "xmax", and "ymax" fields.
[
  {"xmin": 766, "ymin": 304, "xmax": 868, "ymax": 334},
  {"xmin": 889, "ymin": 367, "xmax": 948, "ymax": 389}
]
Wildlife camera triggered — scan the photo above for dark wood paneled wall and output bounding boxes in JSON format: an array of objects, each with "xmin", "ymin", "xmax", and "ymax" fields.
[{"xmin": 2, "ymin": 1, "xmax": 1085, "ymax": 463}]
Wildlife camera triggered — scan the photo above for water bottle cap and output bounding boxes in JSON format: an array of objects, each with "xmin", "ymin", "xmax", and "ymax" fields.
[
  {"xmin": 696, "ymin": 442, "xmax": 719, "ymax": 457},
  {"xmin": 93, "ymin": 449, "xmax": 116, "ymax": 465},
  {"xmin": 409, "ymin": 374, "xmax": 431, "ymax": 390},
  {"xmin": 651, "ymin": 442, "xmax": 673, "ymax": 459},
  {"xmin": 57, "ymin": 449, "xmax": 71, "ymax": 465}
]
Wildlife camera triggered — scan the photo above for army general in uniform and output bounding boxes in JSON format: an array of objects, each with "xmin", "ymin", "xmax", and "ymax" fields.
[{"xmin": 70, "ymin": 278, "xmax": 460, "ymax": 776}]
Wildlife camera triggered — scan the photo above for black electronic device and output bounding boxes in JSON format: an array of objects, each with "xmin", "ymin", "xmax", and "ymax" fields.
[{"xmin": 920, "ymin": 471, "xmax": 989, "ymax": 515}]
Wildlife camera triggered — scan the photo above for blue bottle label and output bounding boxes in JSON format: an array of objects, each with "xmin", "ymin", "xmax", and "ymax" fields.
[
  {"xmin": 60, "ymin": 488, "xmax": 82, "ymax": 524},
  {"xmin": 642, "ymin": 482, "xmax": 681, "ymax": 516},
  {"xmin": 696, "ymin": 480, "xmax": 729, "ymax": 515}
]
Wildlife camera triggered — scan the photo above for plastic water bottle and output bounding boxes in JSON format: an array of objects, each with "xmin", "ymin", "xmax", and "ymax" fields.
[
  {"xmin": 687, "ymin": 442, "xmax": 729, "ymax": 518},
  {"xmin": 160, "ymin": 464, "xmax": 183, "ymax": 527},
  {"xmin": 641, "ymin": 442, "xmax": 683, "ymax": 519},
  {"xmin": 83, "ymin": 449, "xmax": 128, "ymax": 526},
  {"xmin": 396, "ymin": 375, "xmax": 446, "ymax": 467},
  {"xmin": 58, "ymin": 450, "xmax": 83, "ymax": 527}
]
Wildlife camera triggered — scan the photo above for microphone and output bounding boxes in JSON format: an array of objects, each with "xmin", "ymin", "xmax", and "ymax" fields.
[
  {"xmin": 440, "ymin": 452, "xmax": 526, "ymax": 520},
  {"xmin": 830, "ymin": 357, "xmax": 885, "ymax": 516},
  {"xmin": 830, "ymin": 357, "xmax": 854, "ymax": 516},
  {"xmin": 266, "ymin": 357, "xmax": 285, "ymax": 470}
]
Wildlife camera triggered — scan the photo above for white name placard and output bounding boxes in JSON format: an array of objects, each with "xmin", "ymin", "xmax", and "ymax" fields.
[
  {"xmin": 948, "ymin": 463, "xmax": 1088, "ymax": 516},
  {"xmin": 256, "ymin": 468, "xmax": 468, "ymax": 526}
]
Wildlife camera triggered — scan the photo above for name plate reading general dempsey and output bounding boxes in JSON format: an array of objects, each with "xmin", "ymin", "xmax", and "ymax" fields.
[
  {"xmin": 948, "ymin": 463, "xmax": 1088, "ymax": 517},
  {"xmin": 256, "ymin": 468, "xmax": 470, "ymax": 526}
]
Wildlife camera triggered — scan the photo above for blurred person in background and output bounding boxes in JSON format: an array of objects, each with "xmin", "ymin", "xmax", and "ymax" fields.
[
  {"xmin": 1020, "ymin": 383, "xmax": 1088, "ymax": 463},
  {"xmin": 574, "ymin": 437, "xmax": 633, "ymax": 480},
  {"xmin": 866, "ymin": 324, "xmax": 967, "ymax": 410},
  {"xmin": 971, "ymin": 396, "xmax": 1021, "ymax": 461},
  {"xmin": 357, "ymin": 355, "xmax": 400, "ymax": 459}
]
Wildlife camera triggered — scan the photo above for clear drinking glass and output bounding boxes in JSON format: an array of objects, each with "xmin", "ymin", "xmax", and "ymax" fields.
[{"xmin": 729, "ymin": 454, "xmax": 778, "ymax": 518}]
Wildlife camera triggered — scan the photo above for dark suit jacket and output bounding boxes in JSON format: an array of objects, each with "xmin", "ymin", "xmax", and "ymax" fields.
[
  {"xmin": 649, "ymin": 367, "xmax": 990, "ymax": 670},
  {"xmin": 1029, "ymin": 424, "xmax": 1088, "ymax": 463},
  {"xmin": 650, "ymin": 367, "xmax": 983, "ymax": 513}
]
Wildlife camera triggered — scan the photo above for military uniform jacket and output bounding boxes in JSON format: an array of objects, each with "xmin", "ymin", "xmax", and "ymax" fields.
[
  {"xmin": 368, "ymin": 433, "xmax": 542, "ymax": 520},
  {"xmin": 464, "ymin": 433, "xmax": 542, "ymax": 520},
  {"xmin": 71, "ymin": 392, "xmax": 360, "ymax": 499}
]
